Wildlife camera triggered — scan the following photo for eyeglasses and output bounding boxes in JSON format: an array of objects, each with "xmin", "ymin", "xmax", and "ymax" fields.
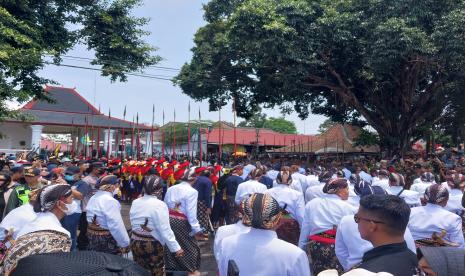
[{"xmin": 354, "ymin": 214, "xmax": 385, "ymax": 224}]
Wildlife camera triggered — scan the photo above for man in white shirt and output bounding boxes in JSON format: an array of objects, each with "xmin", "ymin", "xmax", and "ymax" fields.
[
  {"xmin": 214, "ymin": 200, "xmax": 250, "ymax": 263},
  {"xmin": 372, "ymin": 170, "xmax": 390, "ymax": 190},
  {"xmin": 291, "ymin": 165, "xmax": 308, "ymax": 193},
  {"xmin": 218, "ymin": 193, "xmax": 311, "ymax": 276},
  {"xmin": 86, "ymin": 175, "xmax": 129, "ymax": 255},
  {"xmin": 164, "ymin": 169, "xmax": 205, "ymax": 275},
  {"xmin": 130, "ymin": 175, "xmax": 183, "ymax": 275},
  {"xmin": 335, "ymin": 185, "xmax": 416, "ymax": 271},
  {"xmin": 234, "ymin": 167, "xmax": 267, "ymax": 205},
  {"xmin": 299, "ymin": 178, "xmax": 357, "ymax": 275},
  {"xmin": 409, "ymin": 183, "xmax": 465, "ymax": 248}
]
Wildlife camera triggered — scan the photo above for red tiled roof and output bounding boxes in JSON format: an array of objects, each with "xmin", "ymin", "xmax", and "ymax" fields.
[{"xmin": 207, "ymin": 127, "xmax": 313, "ymax": 146}]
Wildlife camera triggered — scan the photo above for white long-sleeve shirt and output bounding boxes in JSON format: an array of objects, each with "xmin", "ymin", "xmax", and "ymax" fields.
[
  {"xmin": 445, "ymin": 188, "xmax": 465, "ymax": 215},
  {"xmin": 305, "ymin": 183, "xmax": 325, "ymax": 203},
  {"xmin": 408, "ymin": 203, "xmax": 465, "ymax": 247},
  {"xmin": 410, "ymin": 181, "xmax": 434, "ymax": 196},
  {"xmin": 336, "ymin": 214, "xmax": 417, "ymax": 271},
  {"xmin": 164, "ymin": 181, "xmax": 202, "ymax": 234},
  {"xmin": 130, "ymin": 195, "xmax": 181, "ymax": 253},
  {"xmin": 292, "ymin": 172, "xmax": 309, "ymax": 194},
  {"xmin": 218, "ymin": 228, "xmax": 311, "ymax": 276},
  {"xmin": 265, "ymin": 184, "xmax": 305, "ymax": 226},
  {"xmin": 234, "ymin": 180, "xmax": 267, "ymax": 205},
  {"xmin": 214, "ymin": 221, "xmax": 250, "ymax": 263},
  {"xmin": 0, "ymin": 204, "xmax": 37, "ymax": 240},
  {"xmin": 385, "ymin": 186, "xmax": 421, "ymax": 207},
  {"xmin": 86, "ymin": 190, "xmax": 129, "ymax": 247},
  {"xmin": 372, "ymin": 178, "xmax": 389, "ymax": 190},
  {"xmin": 298, "ymin": 194, "xmax": 357, "ymax": 249},
  {"xmin": 17, "ymin": 211, "xmax": 70, "ymax": 238}
]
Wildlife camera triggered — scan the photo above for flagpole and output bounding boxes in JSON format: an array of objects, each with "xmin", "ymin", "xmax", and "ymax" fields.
[
  {"xmin": 218, "ymin": 102, "xmax": 222, "ymax": 162},
  {"xmin": 187, "ymin": 102, "xmax": 191, "ymax": 161},
  {"xmin": 71, "ymin": 118, "xmax": 75, "ymax": 157},
  {"xmin": 173, "ymin": 109, "xmax": 176, "ymax": 160},
  {"xmin": 97, "ymin": 105, "xmax": 101, "ymax": 158},
  {"xmin": 162, "ymin": 109, "xmax": 165, "ymax": 158},
  {"xmin": 136, "ymin": 113, "xmax": 140, "ymax": 160},
  {"xmin": 122, "ymin": 105, "xmax": 126, "ymax": 160},
  {"xmin": 151, "ymin": 104, "xmax": 155, "ymax": 158},
  {"xmin": 198, "ymin": 107, "xmax": 202, "ymax": 163},
  {"xmin": 233, "ymin": 98, "xmax": 237, "ymax": 159},
  {"xmin": 84, "ymin": 116, "xmax": 88, "ymax": 159},
  {"xmin": 107, "ymin": 109, "xmax": 111, "ymax": 160},
  {"xmin": 131, "ymin": 115, "xmax": 135, "ymax": 159}
]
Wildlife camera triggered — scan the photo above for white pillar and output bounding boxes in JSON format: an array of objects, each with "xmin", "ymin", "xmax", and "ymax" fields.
[
  {"xmin": 145, "ymin": 131, "xmax": 152, "ymax": 155},
  {"xmin": 30, "ymin": 125, "xmax": 43, "ymax": 153},
  {"xmin": 103, "ymin": 129, "xmax": 115, "ymax": 157}
]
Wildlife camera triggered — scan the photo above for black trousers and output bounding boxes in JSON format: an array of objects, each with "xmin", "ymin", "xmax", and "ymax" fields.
[{"xmin": 77, "ymin": 212, "xmax": 89, "ymax": 250}]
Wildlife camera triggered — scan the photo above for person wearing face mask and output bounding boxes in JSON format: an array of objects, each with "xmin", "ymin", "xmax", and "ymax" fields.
[
  {"xmin": 298, "ymin": 178, "xmax": 357, "ymax": 275},
  {"xmin": 4, "ymin": 167, "xmax": 42, "ymax": 216},
  {"xmin": 61, "ymin": 166, "xmax": 91, "ymax": 251},
  {"xmin": 2, "ymin": 184, "xmax": 73, "ymax": 274},
  {"xmin": 85, "ymin": 175, "xmax": 129, "ymax": 255}
]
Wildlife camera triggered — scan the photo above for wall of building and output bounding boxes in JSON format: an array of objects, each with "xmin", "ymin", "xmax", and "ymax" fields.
[{"xmin": 0, "ymin": 122, "xmax": 32, "ymax": 153}]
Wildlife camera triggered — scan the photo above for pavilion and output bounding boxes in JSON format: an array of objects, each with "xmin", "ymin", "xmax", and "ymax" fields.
[{"xmin": 0, "ymin": 85, "xmax": 152, "ymax": 157}]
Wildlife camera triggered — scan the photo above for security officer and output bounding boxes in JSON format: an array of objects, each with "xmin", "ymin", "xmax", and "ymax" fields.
[{"xmin": 4, "ymin": 167, "xmax": 43, "ymax": 215}]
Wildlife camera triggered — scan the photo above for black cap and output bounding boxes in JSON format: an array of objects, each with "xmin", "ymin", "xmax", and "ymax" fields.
[
  {"xmin": 10, "ymin": 166, "xmax": 24, "ymax": 174},
  {"xmin": 11, "ymin": 251, "xmax": 151, "ymax": 276},
  {"xmin": 24, "ymin": 167, "xmax": 40, "ymax": 177}
]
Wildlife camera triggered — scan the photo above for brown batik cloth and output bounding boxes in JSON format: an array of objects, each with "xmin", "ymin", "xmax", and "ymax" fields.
[
  {"xmin": 164, "ymin": 209, "xmax": 200, "ymax": 272},
  {"xmin": 308, "ymin": 229, "xmax": 344, "ymax": 275},
  {"xmin": 414, "ymin": 229, "xmax": 460, "ymax": 248},
  {"xmin": 86, "ymin": 218, "xmax": 120, "ymax": 255},
  {"xmin": 131, "ymin": 229, "xmax": 165, "ymax": 276},
  {"xmin": 275, "ymin": 213, "xmax": 300, "ymax": 246},
  {"xmin": 197, "ymin": 201, "xmax": 213, "ymax": 234},
  {"xmin": 2, "ymin": 230, "xmax": 71, "ymax": 274}
]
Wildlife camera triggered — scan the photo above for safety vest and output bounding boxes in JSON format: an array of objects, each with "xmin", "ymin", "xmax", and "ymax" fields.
[{"xmin": 15, "ymin": 185, "xmax": 31, "ymax": 205}]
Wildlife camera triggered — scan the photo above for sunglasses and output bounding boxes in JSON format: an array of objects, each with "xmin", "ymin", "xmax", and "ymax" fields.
[{"xmin": 354, "ymin": 214, "xmax": 385, "ymax": 224}]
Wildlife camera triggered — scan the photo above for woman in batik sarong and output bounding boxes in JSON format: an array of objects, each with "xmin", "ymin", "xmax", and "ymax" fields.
[
  {"xmin": 164, "ymin": 169, "xmax": 206, "ymax": 276},
  {"xmin": 2, "ymin": 184, "xmax": 74, "ymax": 274},
  {"xmin": 265, "ymin": 166, "xmax": 305, "ymax": 245},
  {"xmin": 298, "ymin": 177, "xmax": 357, "ymax": 275},
  {"xmin": 86, "ymin": 175, "xmax": 130, "ymax": 255},
  {"xmin": 130, "ymin": 175, "xmax": 184, "ymax": 276},
  {"xmin": 409, "ymin": 183, "xmax": 464, "ymax": 247}
]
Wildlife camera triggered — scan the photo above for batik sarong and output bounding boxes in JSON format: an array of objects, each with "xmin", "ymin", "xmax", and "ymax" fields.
[
  {"xmin": 414, "ymin": 230, "xmax": 460, "ymax": 248},
  {"xmin": 275, "ymin": 213, "xmax": 300, "ymax": 246},
  {"xmin": 164, "ymin": 209, "xmax": 200, "ymax": 272},
  {"xmin": 308, "ymin": 229, "xmax": 343, "ymax": 275},
  {"xmin": 131, "ymin": 229, "xmax": 165, "ymax": 276},
  {"xmin": 225, "ymin": 196, "xmax": 238, "ymax": 225},
  {"xmin": 197, "ymin": 201, "xmax": 213, "ymax": 234},
  {"xmin": 86, "ymin": 220, "xmax": 120, "ymax": 255},
  {"xmin": 2, "ymin": 230, "xmax": 71, "ymax": 274}
]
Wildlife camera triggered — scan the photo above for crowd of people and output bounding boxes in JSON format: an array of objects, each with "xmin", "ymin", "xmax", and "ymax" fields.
[{"xmin": 0, "ymin": 150, "xmax": 464, "ymax": 275}]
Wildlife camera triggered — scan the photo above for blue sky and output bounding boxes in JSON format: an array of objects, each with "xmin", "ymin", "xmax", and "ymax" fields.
[{"xmin": 39, "ymin": 0, "xmax": 326, "ymax": 134}]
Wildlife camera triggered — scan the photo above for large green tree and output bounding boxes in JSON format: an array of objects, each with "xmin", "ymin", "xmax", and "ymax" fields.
[
  {"xmin": 0, "ymin": 0, "xmax": 159, "ymax": 121},
  {"xmin": 175, "ymin": 0, "xmax": 465, "ymax": 155}
]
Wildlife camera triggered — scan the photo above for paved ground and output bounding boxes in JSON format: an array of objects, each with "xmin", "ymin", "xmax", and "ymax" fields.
[{"xmin": 121, "ymin": 202, "xmax": 218, "ymax": 275}]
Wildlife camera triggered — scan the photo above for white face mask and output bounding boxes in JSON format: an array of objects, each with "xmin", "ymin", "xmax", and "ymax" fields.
[
  {"xmin": 113, "ymin": 187, "xmax": 120, "ymax": 197},
  {"xmin": 63, "ymin": 201, "xmax": 78, "ymax": 215}
]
